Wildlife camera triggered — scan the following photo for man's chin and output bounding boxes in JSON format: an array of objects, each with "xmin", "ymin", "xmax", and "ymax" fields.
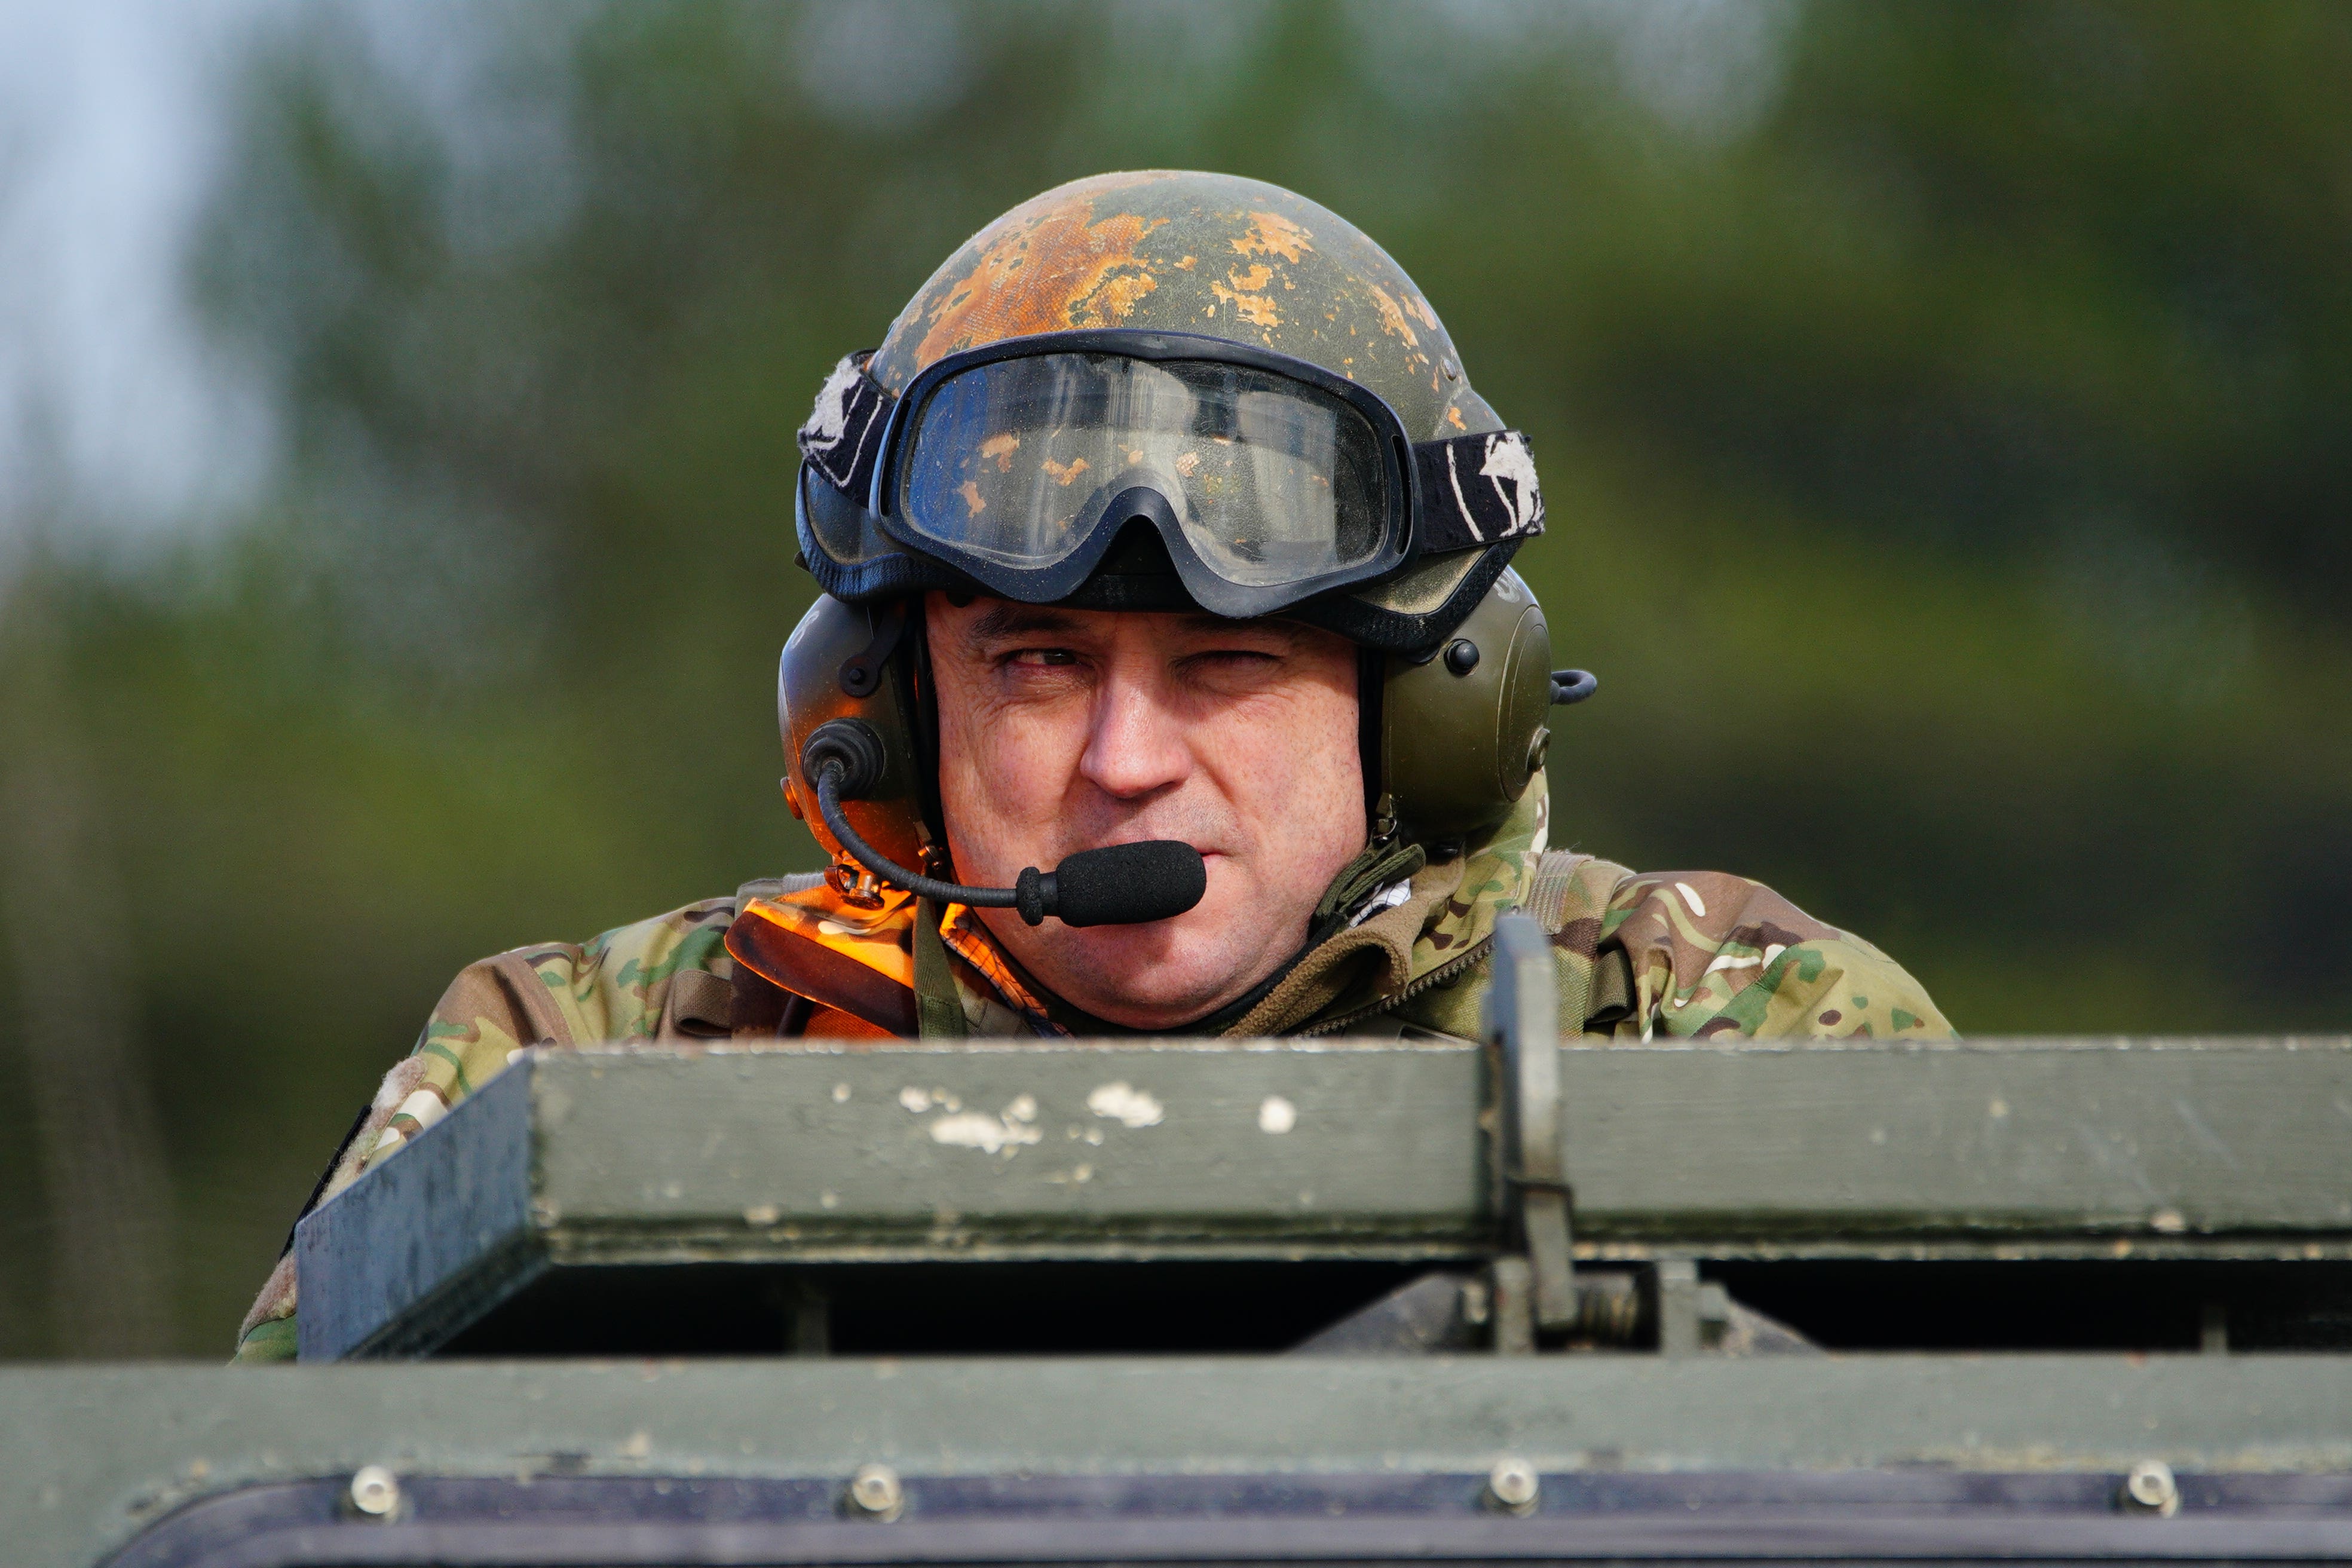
[{"xmin": 1010, "ymin": 911, "xmax": 1276, "ymax": 1031}]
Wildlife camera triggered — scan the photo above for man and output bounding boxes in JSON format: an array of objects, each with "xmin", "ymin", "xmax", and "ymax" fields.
[{"xmin": 234, "ymin": 171, "xmax": 1947, "ymax": 1362}]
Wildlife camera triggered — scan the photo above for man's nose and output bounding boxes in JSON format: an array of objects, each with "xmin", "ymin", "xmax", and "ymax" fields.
[{"xmin": 1077, "ymin": 667, "xmax": 1191, "ymax": 801}]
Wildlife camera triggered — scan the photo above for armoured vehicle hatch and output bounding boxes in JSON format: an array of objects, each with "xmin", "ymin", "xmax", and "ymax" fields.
[{"xmin": 11, "ymin": 916, "xmax": 2352, "ymax": 1566}]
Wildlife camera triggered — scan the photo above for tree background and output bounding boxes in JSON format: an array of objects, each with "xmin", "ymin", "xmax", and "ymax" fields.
[{"xmin": 2, "ymin": 0, "xmax": 2347, "ymax": 1358}]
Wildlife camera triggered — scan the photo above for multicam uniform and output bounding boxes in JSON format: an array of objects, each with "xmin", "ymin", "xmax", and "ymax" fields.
[{"xmin": 234, "ymin": 781, "xmax": 1948, "ymax": 1362}]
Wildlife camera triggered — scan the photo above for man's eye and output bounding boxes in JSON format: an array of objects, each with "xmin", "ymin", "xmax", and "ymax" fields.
[{"xmin": 1008, "ymin": 647, "xmax": 1079, "ymax": 667}]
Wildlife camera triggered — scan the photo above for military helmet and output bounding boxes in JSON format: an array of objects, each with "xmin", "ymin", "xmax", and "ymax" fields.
[{"xmin": 779, "ymin": 172, "xmax": 1582, "ymax": 897}]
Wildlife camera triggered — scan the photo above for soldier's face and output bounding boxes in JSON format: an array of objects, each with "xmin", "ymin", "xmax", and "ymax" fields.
[{"xmin": 926, "ymin": 593, "xmax": 1366, "ymax": 1029}]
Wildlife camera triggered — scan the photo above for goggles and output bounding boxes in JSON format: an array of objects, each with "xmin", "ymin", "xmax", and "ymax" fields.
[{"xmin": 797, "ymin": 331, "xmax": 1542, "ymax": 621}]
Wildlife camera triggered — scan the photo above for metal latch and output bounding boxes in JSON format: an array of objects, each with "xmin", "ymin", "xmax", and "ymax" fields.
[
  {"xmin": 1486, "ymin": 912, "xmax": 1579, "ymax": 1333},
  {"xmin": 1483, "ymin": 913, "xmax": 1650, "ymax": 1353}
]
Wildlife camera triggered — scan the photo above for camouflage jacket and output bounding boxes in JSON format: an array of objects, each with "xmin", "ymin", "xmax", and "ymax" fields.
[{"xmin": 234, "ymin": 784, "xmax": 1949, "ymax": 1361}]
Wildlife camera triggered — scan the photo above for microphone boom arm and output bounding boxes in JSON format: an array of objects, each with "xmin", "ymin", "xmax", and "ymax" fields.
[
  {"xmin": 801, "ymin": 719, "xmax": 1205, "ymax": 928},
  {"xmin": 811, "ymin": 759, "xmax": 1040, "ymax": 919}
]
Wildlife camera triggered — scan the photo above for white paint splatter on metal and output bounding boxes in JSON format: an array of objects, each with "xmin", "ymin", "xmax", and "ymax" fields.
[
  {"xmin": 1088, "ymin": 1082, "xmax": 1165, "ymax": 1128},
  {"xmin": 928, "ymin": 1109, "xmax": 1043, "ymax": 1155}
]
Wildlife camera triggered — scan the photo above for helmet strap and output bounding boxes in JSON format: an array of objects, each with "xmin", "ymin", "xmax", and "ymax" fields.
[
  {"xmin": 1356, "ymin": 644, "xmax": 1388, "ymax": 838},
  {"xmin": 903, "ymin": 596, "xmax": 948, "ymax": 859}
]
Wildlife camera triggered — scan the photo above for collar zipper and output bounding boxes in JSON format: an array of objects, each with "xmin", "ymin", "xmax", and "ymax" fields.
[{"xmin": 1293, "ymin": 934, "xmax": 1496, "ymax": 1039}]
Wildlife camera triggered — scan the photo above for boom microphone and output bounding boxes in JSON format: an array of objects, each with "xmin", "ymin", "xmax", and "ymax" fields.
[
  {"xmin": 801, "ymin": 719, "xmax": 1208, "ymax": 927},
  {"xmin": 1040, "ymin": 839, "xmax": 1208, "ymax": 927}
]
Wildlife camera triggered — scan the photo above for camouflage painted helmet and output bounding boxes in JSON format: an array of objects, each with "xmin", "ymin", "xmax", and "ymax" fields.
[
  {"xmin": 795, "ymin": 169, "xmax": 1544, "ymax": 651},
  {"xmin": 785, "ymin": 172, "xmax": 1573, "ymax": 867}
]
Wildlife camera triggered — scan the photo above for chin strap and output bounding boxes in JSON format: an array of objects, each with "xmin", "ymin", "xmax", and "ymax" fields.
[{"xmin": 910, "ymin": 895, "xmax": 966, "ymax": 1040}]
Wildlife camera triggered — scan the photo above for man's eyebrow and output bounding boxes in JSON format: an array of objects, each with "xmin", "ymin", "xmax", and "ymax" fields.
[
  {"xmin": 1176, "ymin": 613, "xmax": 1314, "ymax": 645},
  {"xmin": 967, "ymin": 604, "xmax": 1085, "ymax": 642},
  {"xmin": 1067, "ymin": 611, "xmax": 1313, "ymax": 644},
  {"xmin": 963, "ymin": 605, "xmax": 1310, "ymax": 645}
]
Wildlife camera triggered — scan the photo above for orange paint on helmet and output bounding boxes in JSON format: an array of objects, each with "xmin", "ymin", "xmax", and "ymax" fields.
[{"xmin": 909, "ymin": 180, "xmax": 1172, "ymax": 372}]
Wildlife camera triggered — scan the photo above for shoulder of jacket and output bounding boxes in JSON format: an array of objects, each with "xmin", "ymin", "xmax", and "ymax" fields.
[
  {"xmin": 1382, "ymin": 850, "xmax": 1636, "ymax": 1040},
  {"xmin": 1598, "ymin": 868, "xmax": 1845, "ymax": 947},
  {"xmin": 477, "ymin": 886, "xmax": 792, "ymax": 1045},
  {"xmin": 1521, "ymin": 849, "xmax": 1636, "ymax": 933},
  {"xmin": 542, "ymin": 874, "xmax": 827, "ymax": 976},
  {"xmin": 515, "ymin": 895, "xmax": 739, "ymax": 981},
  {"xmin": 1596, "ymin": 868, "xmax": 1950, "ymax": 1039}
]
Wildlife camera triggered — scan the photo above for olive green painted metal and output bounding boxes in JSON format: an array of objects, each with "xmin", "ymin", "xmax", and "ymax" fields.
[
  {"xmin": 297, "ymin": 1036, "xmax": 1496, "ymax": 1359},
  {"xmin": 11, "ymin": 1356, "xmax": 2352, "ymax": 1568},
  {"xmin": 296, "ymin": 1036, "xmax": 2352, "ymax": 1361},
  {"xmin": 1561, "ymin": 1034, "xmax": 2352, "ymax": 1254}
]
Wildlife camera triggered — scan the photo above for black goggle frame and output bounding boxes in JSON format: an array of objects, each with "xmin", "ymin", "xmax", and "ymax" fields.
[{"xmin": 795, "ymin": 330, "xmax": 1543, "ymax": 638}]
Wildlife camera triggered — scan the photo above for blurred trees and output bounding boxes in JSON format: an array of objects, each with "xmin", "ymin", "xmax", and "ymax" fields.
[{"xmin": 2, "ymin": 0, "xmax": 2347, "ymax": 1356}]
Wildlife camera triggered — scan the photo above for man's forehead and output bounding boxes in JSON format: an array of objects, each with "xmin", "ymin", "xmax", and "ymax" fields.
[{"xmin": 953, "ymin": 599, "xmax": 1303, "ymax": 644}]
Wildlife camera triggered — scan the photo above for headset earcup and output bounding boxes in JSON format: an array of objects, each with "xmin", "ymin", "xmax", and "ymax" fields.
[
  {"xmin": 1380, "ymin": 569, "xmax": 1554, "ymax": 844},
  {"xmin": 778, "ymin": 595, "xmax": 930, "ymax": 871}
]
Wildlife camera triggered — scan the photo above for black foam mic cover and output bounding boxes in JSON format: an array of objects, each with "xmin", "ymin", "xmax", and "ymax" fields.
[{"xmin": 1046, "ymin": 840, "xmax": 1208, "ymax": 928}]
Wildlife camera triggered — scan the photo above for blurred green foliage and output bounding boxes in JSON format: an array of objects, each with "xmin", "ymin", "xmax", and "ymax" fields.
[{"xmin": 1, "ymin": 0, "xmax": 2347, "ymax": 1358}]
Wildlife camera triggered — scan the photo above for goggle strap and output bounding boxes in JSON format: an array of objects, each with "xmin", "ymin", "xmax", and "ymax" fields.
[
  {"xmin": 797, "ymin": 350, "xmax": 895, "ymax": 504},
  {"xmin": 1411, "ymin": 430, "xmax": 1546, "ymax": 552}
]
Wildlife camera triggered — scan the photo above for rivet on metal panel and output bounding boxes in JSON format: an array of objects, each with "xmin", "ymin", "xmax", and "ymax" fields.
[
  {"xmin": 2120, "ymin": 1459, "xmax": 2180, "ymax": 1517},
  {"xmin": 847, "ymin": 1463, "xmax": 905, "ymax": 1520},
  {"xmin": 1485, "ymin": 1457, "xmax": 1541, "ymax": 1515},
  {"xmin": 346, "ymin": 1466, "xmax": 400, "ymax": 1519}
]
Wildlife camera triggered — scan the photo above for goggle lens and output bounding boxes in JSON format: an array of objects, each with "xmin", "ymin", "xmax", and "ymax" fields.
[{"xmin": 899, "ymin": 354, "xmax": 1388, "ymax": 590}]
